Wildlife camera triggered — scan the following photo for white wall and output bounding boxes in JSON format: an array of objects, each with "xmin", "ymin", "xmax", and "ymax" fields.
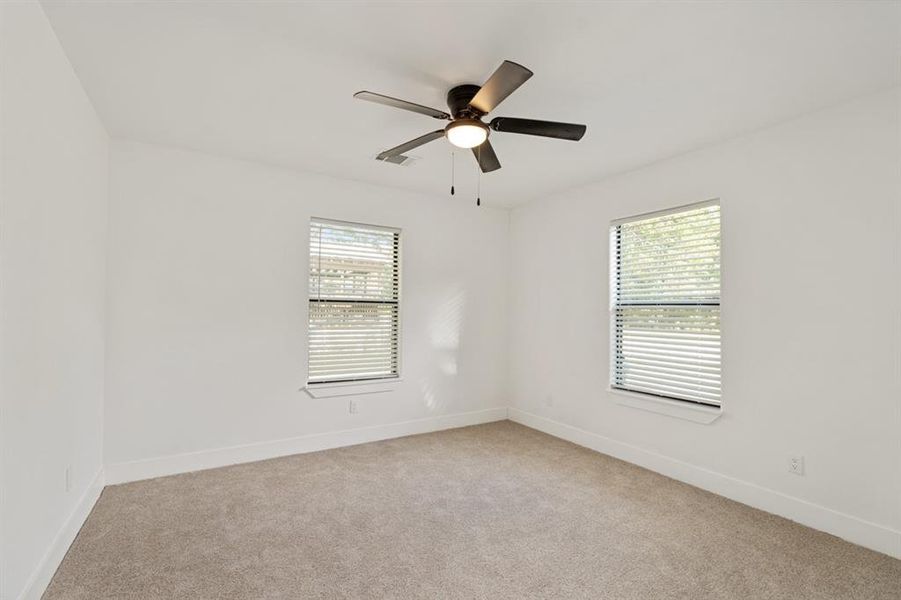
[
  {"xmin": 104, "ymin": 141, "xmax": 509, "ymax": 477},
  {"xmin": 0, "ymin": 2, "xmax": 109, "ymax": 599},
  {"xmin": 508, "ymin": 89, "xmax": 901, "ymax": 556}
]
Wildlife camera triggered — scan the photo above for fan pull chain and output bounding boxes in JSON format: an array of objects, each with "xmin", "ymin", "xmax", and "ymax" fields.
[
  {"xmin": 450, "ymin": 151, "xmax": 455, "ymax": 196},
  {"xmin": 476, "ymin": 146, "xmax": 481, "ymax": 207}
]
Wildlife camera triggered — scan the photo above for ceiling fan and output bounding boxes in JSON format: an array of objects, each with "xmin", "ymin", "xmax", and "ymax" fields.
[{"xmin": 354, "ymin": 60, "xmax": 586, "ymax": 173}]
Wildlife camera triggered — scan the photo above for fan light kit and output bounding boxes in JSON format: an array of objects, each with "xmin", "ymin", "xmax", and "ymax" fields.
[
  {"xmin": 354, "ymin": 60, "xmax": 587, "ymax": 204},
  {"xmin": 445, "ymin": 119, "xmax": 488, "ymax": 149}
]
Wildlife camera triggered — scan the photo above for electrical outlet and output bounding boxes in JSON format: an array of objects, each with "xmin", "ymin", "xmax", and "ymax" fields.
[
  {"xmin": 65, "ymin": 466, "xmax": 72, "ymax": 492},
  {"xmin": 349, "ymin": 399, "xmax": 358, "ymax": 415},
  {"xmin": 789, "ymin": 456, "xmax": 805, "ymax": 476}
]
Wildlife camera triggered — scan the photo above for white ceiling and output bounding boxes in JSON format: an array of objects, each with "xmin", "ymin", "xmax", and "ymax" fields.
[{"xmin": 42, "ymin": 0, "xmax": 900, "ymax": 207}]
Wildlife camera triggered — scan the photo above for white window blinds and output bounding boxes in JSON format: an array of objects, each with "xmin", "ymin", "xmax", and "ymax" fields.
[
  {"xmin": 611, "ymin": 201, "xmax": 721, "ymax": 406},
  {"xmin": 309, "ymin": 219, "xmax": 400, "ymax": 384}
]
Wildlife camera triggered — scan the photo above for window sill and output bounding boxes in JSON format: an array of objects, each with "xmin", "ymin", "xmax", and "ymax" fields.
[
  {"xmin": 302, "ymin": 378, "xmax": 401, "ymax": 398},
  {"xmin": 610, "ymin": 387, "xmax": 722, "ymax": 424}
]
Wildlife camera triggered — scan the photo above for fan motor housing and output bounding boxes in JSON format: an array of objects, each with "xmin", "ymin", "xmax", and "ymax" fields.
[{"xmin": 446, "ymin": 84, "xmax": 482, "ymax": 118}]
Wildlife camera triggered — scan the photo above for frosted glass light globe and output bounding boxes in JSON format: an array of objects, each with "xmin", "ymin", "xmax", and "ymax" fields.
[{"xmin": 445, "ymin": 119, "xmax": 489, "ymax": 149}]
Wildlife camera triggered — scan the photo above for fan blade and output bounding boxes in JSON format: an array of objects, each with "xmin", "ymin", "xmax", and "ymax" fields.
[
  {"xmin": 489, "ymin": 117, "xmax": 586, "ymax": 141},
  {"xmin": 468, "ymin": 61, "xmax": 533, "ymax": 114},
  {"xmin": 472, "ymin": 140, "xmax": 501, "ymax": 173},
  {"xmin": 376, "ymin": 130, "xmax": 445, "ymax": 160},
  {"xmin": 354, "ymin": 91, "xmax": 451, "ymax": 120}
]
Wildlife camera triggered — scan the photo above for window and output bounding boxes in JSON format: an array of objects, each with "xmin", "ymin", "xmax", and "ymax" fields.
[
  {"xmin": 308, "ymin": 218, "xmax": 400, "ymax": 384},
  {"xmin": 610, "ymin": 201, "xmax": 721, "ymax": 407}
]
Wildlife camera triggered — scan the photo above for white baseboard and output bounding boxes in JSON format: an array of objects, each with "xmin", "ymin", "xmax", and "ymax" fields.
[
  {"xmin": 106, "ymin": 407, "xmax": 509, "ymax": 485},
  {"xmin": 508, "ymin": 408, "xmax": 901, "ymax": 560},
  {"xmin": 16, "ymin": 468, "xmax": 105, "ymax": 600}
]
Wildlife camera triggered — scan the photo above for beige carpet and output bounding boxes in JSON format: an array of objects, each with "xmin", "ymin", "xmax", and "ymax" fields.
[{"xmin": 44, "ymin": 421, "xmax": 900, "ymax": 599}]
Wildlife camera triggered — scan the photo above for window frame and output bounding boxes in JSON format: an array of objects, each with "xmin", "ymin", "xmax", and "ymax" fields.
[
  {"xmin": 609, "ymin": 199, "xmax": 722, "ymax": 412},
  {"xmin": 307, "ymin": 217, "xmax": 402, "ymax": 387}
]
